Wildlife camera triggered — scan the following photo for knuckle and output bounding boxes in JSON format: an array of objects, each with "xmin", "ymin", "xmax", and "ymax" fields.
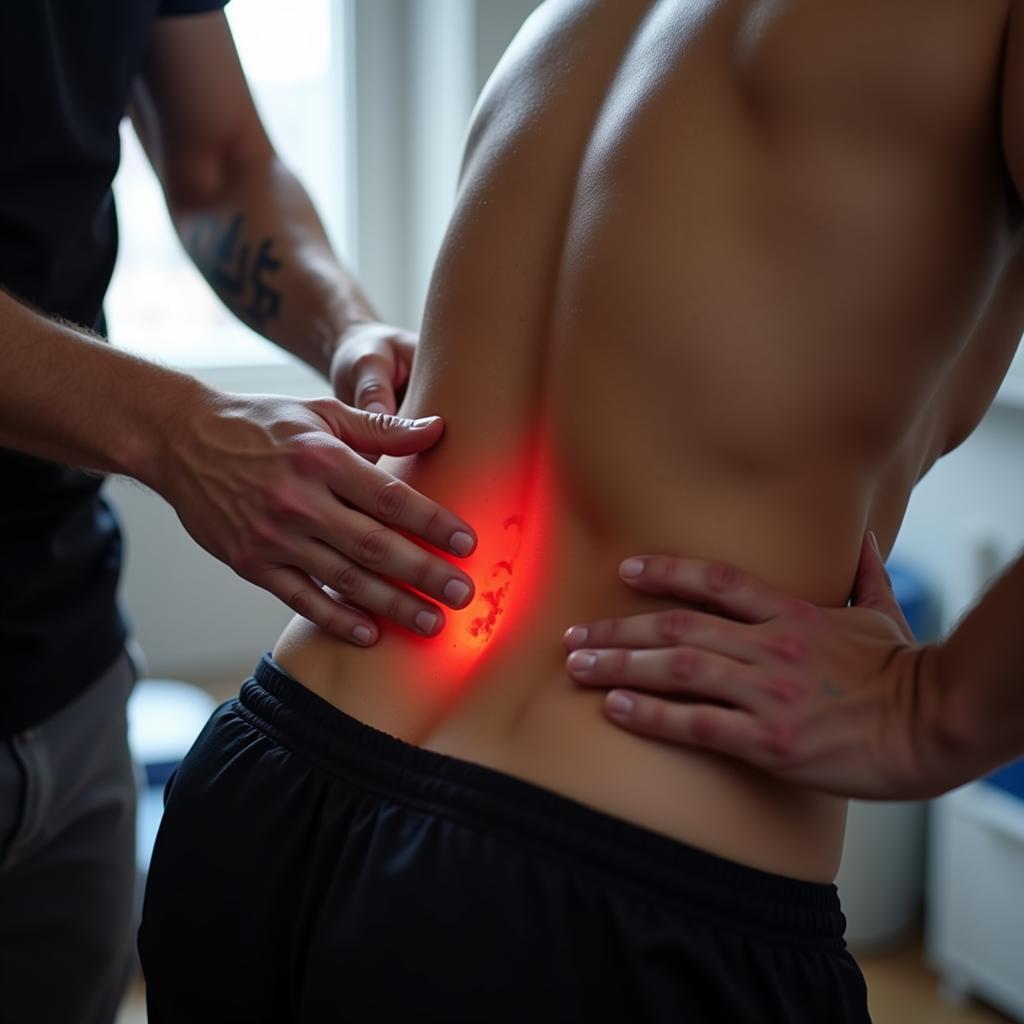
[
  {"xmin": 602, "ymin": 617, "xmax": 623, "ymax": 644},
  {"xmin": 689, "ymin": 709, "xmax": 719, "ymax": 746},
  {"xmin": 669, "ymin": 648, "xmax": 699, "ymax": 680},
  {"xmin": 267, "ymin": 490, "xmax": 305, "ymax": 523},
  {"xmin": 707, "ymin": 561, "xmax": 744, "ymax": 592},
  {"xmin": 330, "ymin": 563, "xmax": 362, "ymax": 599},
  {"xmin": 421, "ymin": 504, "xmax": 442, "ymax": 542},
  {"xmin": 411, "ymin": 557, "xmax": 433, "ymax": 595},
  {"xmin": 304, "ymin": 396, "xmax": 331, "ymax": 420},
  {"xmin": 357, "ymin": 528, "xmax": 389, "ymax": 566},
  {"xmin": 290, "ymin": 442, "xmax": 331, "ymax": 478},
  {"xmin": 644, "ymin": 698, "xmax": 669, "ymax": 736},
  {"xmin": 762, "ymin": 721, "xmax": 797, "ymax": 765},
  {"xmin": 761, "ymin": 675, "xmax": 804, "ymax": 703},
  {"xmin": 611, "ymin": 649, "xmax": 631, "ymax": 676},
  {"xmin": 356, "ymin": 379, "xmax": 387, "ymax": 403},
  {"xmin": 761, "ymin": 633, "xmax": 807, "ymax": 664},
  {"xmin": 369, "ymin": 410, "xmax": 403, "ymax": 436},
  {"xmin": 353, "ymin": 349, "xmax": 384, "ymax": 372},
  {"xmin": 649, "ymin": 556, "xmax": 678, "ymax": 583},
  {"xmin": 248, "ymin": 519, "xmax": 279, "ymax": 550},
  {"xmin": 659, "ymin": 609, "xmax": 693, "ymax": 641},
  {"xmin": 318, "ymin": 603, "xmax": 349, "ymax": 638},
  {"xmin": 288, "ymin": 587, "xmax": 314, "ymax": 617},
  {"xmin": 375, "ymin": 480, "xmax": 407, "ymax": 521},
  {"xmin": 383, "ymin": 595, "xmax": 404, "ymax": 622},
  {"xmin": 789, "ymin": 598, "xmax": 824, "ymax": 625}
]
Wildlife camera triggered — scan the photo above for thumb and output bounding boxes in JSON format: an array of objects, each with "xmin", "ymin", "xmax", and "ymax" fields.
[
  {"xmin": 331, "ymin": 402, "xmax": 445, "ymax": 456},
  {"xmin": 850, "ymin": 532, "xmax": 914, "ymax": 637}
]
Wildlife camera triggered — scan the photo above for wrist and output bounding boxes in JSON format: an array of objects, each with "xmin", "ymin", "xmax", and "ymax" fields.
[
  {"xmin": 917, "ymin": 639, "xmax": 994, "ymax": 789},
  {"xmin": 125, "ymin": 369, "xmax": 217, "ymax": 494}
]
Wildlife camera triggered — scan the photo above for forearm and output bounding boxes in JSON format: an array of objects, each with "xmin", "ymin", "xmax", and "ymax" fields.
[
  {"xmin": 929, "ymin": 552, "xmax": 1024, "ymax": 778},
  {"xmin": 172, "ymin": 155, "xmax": 373, "ymax": 377},
  {"xmin": 0, "ymin": 287, "xmax": 206, "ymax": 483}
]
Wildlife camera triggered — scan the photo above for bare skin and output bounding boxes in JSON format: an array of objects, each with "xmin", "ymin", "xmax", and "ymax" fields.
[
  {"xmin": 0, "ymin": 12, "xmax": 479, "ymax": 644},
  {"xmin": 569, "ymin": 538, "xmax": 1024, "ymax": 800},
  {"xmin": 275, "ymin": 0, "xmax": 1023, "ymax": 882}
]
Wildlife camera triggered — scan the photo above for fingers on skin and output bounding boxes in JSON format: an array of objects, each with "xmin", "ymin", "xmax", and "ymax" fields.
[
  {"xmin": 851, "ymin": 532, "xmax": 915, "ymax": 641},
  {"xmin": 299, "ymin": 544, "xmax": 447, "ymax": 636},
  {"xmin": 326, "ymin": 450, "xmax": 477, "ymax": 560},
  {"xmin": 603, "ymin": 692, "xmax": 772, "ymax": 764},
  {"xmin": 567, "ymin": 646, "xmax": 788, "ymax": 710},
  {"xmin": 260, "ymin": 567, "xmax": 379, "ymax": 645},
  {"xmin": 563, "ymin": 607, "xmax": 766, "ymax": 664},
  {"xmin": 618, "ymin": 555, "xmax": 791, "ymax": 624},
  {"xmin": 306, "ymin": 497, "xmax": 475, "ymax": 610}
]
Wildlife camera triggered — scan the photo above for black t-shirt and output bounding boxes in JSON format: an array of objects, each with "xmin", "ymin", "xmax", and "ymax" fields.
[{"xmin": 0, "ymin": 0, "xmax": 228, "ymax": 736}]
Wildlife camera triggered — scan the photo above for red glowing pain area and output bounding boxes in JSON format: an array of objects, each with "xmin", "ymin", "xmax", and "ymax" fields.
[
  {"xmin": 465, "ymin": 516, "xmax": 522, "ymax": 644},
  {"xmin": 419, "ymin": 436, "xmax": 554, "ymax": 685}
]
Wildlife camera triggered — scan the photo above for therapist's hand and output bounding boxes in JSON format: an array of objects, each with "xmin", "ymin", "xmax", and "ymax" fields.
[
  {"xmin": 565, "ymin": 533, "xmax": 956, "ymax": 799},
  {"xmin": 152, "ymin": 384, "xmax": 476, "ymax": 647},
  {"xmin": 329, "ymin": 320, "xmax": 418, "ymax": 417}
]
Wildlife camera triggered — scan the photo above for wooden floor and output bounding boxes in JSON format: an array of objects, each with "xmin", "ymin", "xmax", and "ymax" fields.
[
  {"xmin": 858, "ymin": 942, "xmax": 1015, "ymax": 1024},
  {"xmin": 118, "ymin": 939, "xmax": 1017, "ymax": 1023}
]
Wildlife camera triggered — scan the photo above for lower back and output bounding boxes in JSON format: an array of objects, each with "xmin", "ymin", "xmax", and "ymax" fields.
[{"xmin": 274, "ymin": 426, "xmax": 851, "ymax": 882}]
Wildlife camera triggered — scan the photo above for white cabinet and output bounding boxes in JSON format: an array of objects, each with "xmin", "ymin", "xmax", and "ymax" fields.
[{"xmin": 926, "ymin": 782, "xmax": 1024, "ymax": 1021}]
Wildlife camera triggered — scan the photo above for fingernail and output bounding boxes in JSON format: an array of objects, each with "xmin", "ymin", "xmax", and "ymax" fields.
[
  {"xmin": 620, "ymin": 558, "xmax": 645, "ymax": 578},
  {"xmin": 443, "ymin": 578, "xmax": 471, "ymax": 607},
  {"xmin": 366, "ymin": 402, "xmax": 389, "ymax": 415},
  {"xmin": 353, "ymin": 625, "xmax": 374, "ymax": 645},
  {"xmin": 567, "ymin": 650, "xmax": 597, "ymax": 674},
  {"xmin": 412, "ymin": 416, "xmax": 440, "ymax": 429},
  {"xmin": 868, "ymin": 530, "xmax": 880, "ymax": 556},
  {"xmin": 449, "ymin": 530, "xmax": 475, "ymax": 556},
  {"xmin": 564, "ymin": 625, "xmax": 588, "ymax": 648},
  {"xmin": 606, "ymin": 691, "xmax": 635, "ymax": 717},
  {"xmin": 416, "ymin": 610, "xmax": 440, "ymax": 635}
]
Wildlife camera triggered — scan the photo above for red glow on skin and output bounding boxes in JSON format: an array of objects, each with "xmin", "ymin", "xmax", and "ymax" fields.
[{"xmin": 411, "ymin": 432, "xmax": 556, "ymax": 693}]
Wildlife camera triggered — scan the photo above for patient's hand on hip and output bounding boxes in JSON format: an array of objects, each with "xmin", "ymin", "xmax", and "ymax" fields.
[{"xmin": 564, "ymin": 534, "xmax": 961, "ymax": 800}]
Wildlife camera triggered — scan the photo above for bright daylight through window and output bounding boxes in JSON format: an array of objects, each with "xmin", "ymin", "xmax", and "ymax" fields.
[{"xmin": 106, "ymin": 0, "xmax": 345, "ymax": 368}]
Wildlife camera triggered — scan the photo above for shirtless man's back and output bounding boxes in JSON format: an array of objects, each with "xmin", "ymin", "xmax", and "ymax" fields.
[
  {"xmin": 275, "ymin": 0, "xmax": 1021, "ymax": 881},
  {"xmin": 141, "ymin": 2, "xmax": 1024, "ymax": 1019}
]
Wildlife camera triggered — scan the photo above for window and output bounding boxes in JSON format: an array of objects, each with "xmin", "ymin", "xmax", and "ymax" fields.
[{"xmin": 106, "ymin": 0, "xmax": 348, "ymax": 369}]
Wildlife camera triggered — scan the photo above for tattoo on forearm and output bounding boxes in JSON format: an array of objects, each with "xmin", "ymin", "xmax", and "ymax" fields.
[{"xmin": 191, "ymin": 214, "xmax": 283, "ymax": 328}]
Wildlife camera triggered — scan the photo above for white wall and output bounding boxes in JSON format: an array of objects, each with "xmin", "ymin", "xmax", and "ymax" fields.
[{"xmin": 347, "ymin": 0, "xmax": 543, "ymax": 328}]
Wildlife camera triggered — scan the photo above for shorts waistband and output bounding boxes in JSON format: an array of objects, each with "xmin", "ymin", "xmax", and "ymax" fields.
[{"xmin": 240, "ymin": 654, "xmax": 848, "ymax": 950}]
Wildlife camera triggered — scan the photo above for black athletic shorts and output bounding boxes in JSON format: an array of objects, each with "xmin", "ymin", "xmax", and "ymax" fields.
[{"xmin": 139, "ymin": 654, "xmax": 870, "ymax": 1023}]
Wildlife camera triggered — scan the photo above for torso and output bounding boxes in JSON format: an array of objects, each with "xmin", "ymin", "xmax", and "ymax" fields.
[{"xmin": 275, "ymin": 0, "xmax": 1023, "ymax": 882}]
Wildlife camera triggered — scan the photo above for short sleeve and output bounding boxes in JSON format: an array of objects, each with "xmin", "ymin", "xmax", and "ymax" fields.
[{"xmin": 158, "ymin": 0, "xmax": 229, "ymax": 16}]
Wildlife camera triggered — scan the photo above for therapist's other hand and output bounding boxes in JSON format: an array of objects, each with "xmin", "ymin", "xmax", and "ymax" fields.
[
  {"xmin": 565, "ymin": 533, "xmax": 956, "ymax": 799},
  {"xmin": 152, "ymin": 386, "xmax": 476, "ymax": 646},
  {"xmin": 330, "ymin": 320, "xmax": 418, "ymax": 417}
]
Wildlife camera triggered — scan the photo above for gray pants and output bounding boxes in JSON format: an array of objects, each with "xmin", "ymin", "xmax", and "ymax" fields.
[{"xmin": 0, "ymin": 651, "xmax": 137, "ymax": 1024}]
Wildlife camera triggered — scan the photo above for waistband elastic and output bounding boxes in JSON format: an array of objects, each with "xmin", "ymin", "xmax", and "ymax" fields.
[{"xmin": 238, "ymin": 654, "xmax": 848, "ymax": 950}]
